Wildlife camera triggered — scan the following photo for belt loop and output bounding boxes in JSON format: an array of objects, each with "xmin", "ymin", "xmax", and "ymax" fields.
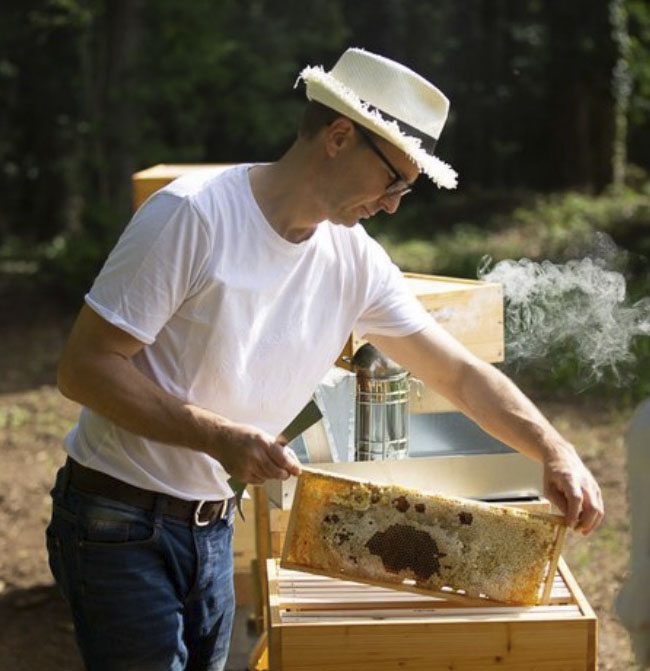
[
  {"xmin": 219, "ymin": 497, "xmax": 230, "ymax": 521},
  {"xmin": 152, "ymin": 494, "xmax": 165, "ymax": 528},
  {"xmin": 224, "ymin": 497, "xmax": 236, "ymax": 526}
]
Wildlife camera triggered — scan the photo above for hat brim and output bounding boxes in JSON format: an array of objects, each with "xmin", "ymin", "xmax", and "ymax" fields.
[{"xmin": 298, "ymin": 66, "xmax": 458, "ymax": 190}]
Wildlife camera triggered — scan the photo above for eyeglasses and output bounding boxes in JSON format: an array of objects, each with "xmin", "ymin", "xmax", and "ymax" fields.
[{"xmin": 354, "ymin": 124, "xmax": 415, "ymax": 197}]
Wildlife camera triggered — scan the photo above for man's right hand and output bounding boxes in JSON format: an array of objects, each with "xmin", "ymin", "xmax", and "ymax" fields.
[{"xmin": 212, "ymin": 423, "xmax": 302, "ymax": 485}]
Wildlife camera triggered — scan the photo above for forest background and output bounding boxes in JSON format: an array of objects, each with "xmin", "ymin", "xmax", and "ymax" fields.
[{"xmin": 2, "ymin": 0, "xmax": 650, "ymax": 398}]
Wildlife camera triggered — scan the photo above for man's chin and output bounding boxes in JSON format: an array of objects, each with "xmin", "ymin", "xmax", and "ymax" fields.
[{"xmin": 330, "ymin": 214, "xmax": 360, "ymax": 228}]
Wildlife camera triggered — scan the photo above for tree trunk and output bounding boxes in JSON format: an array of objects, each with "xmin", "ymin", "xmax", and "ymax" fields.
[
  {"xmin": 104, "ymin": 0, "xmax": 142, "ymax": 222},
  {"xmin": 80, "ymin": 0, "xmax": 142, "ymax": 229},
  {"xmin": 610, "ymin": 0, "xmax": 631, "ymax": 190},
  {"xmin": 544, "ymin": 0, "xmax": 618, "ymax": 192}
]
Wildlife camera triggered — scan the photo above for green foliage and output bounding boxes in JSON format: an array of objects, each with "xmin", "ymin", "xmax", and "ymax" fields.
[
  {"xmin": 628, "ymin": 0, "xmax": 650, "ymax": 124},
  {"xmin": 38, "ymin": 233, "xmax": 106, "ymax": 304},
  {"xmin": 627, "ymin": 0, "xmax": 650, "ymax": 167},
  {"xmin": 35, "ymin": 203, "xmax": 121, "ymax": 305},
  {"xmin": 135, "ymin": 1, "xmax": 350, "ymax": 163},
  {"xmin": 377, "ymin": 181, "xmax": 650, "ymax": 277}
]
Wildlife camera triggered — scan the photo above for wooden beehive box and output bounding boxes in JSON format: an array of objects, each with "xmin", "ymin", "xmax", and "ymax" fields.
[
  {"xmin": 338, "ymin": 272, "xmax": 504, "ymax": 367},
  {"xmin": 266, "ymin": 557, "xmax": 596, "ymax": 670},
  {"xmin": 337, "ymin": 272, "xmax": 504, "ymax": 414},
  {"xmin": 132, "ymin": 163, "xmax": 236, "ymax": 210},
  {"xmin": 408, "ymin": 273, "xmax": 503, "ymax": 413}
]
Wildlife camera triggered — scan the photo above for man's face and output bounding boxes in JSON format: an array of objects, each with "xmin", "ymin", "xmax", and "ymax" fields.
[{"xmin": 326, "ymin": 126, "xmax": 419, "ymax": 228}]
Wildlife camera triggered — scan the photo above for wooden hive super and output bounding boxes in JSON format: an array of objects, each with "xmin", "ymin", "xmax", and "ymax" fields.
[{"xmin": 267, "ymin": 557, "xmax": 596, "ymax": 671}]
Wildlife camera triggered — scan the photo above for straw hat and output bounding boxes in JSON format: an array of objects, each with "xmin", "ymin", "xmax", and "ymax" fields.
[{"xmin": 297, "ymin": 48, "xmax": 457, "ymax": 189}]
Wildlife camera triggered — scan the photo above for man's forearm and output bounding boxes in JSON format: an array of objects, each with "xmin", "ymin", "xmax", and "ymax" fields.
[{"xmin": 452, "ymin": 359, "xmax": 577, "ymax": 463}]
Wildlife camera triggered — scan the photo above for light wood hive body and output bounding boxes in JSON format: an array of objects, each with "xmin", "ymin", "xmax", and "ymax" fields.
[{"xmin": 282, "ymin": 469, "xmax": 565, "ymax": 605}]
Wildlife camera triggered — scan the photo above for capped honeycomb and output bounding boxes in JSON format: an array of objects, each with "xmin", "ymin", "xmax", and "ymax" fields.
[{"xmin": 281, "ymin": 469, "xmax": 565, "ymax": 605}]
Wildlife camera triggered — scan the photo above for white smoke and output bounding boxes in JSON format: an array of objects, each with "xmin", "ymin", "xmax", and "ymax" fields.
[{"xmin": 478, "ymin": 240, "xmax": 650, "ymax": 386}]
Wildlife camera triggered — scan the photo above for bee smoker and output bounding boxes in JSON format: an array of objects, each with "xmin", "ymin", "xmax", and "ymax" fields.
[{"xmin": 351, "ymin": 343, "xmax": 410, "ymax": 461}]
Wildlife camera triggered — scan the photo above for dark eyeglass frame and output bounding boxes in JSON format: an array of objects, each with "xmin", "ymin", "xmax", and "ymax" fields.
[{"xmin": 354, "ymin": 124, "xmax": 414, "ymax": 197}]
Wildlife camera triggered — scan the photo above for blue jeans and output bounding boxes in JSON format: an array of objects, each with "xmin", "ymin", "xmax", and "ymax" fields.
[{"xmin": 45, "ymin": 463, "xmax": 236, "ymax": 671}]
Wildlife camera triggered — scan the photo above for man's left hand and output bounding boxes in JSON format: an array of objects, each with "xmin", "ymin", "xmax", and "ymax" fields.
[{"xmin": 543, "ymin": 447, "xmax": 604, "ymax": 534}]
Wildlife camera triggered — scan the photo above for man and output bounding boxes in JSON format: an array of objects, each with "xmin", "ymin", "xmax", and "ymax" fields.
[{"xmin": 47, "ymin": 47, "xmax": 603, "ymax": 670}]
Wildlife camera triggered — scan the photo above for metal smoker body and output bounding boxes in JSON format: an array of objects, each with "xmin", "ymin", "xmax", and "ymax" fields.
[{"xmin": 351, "ymin": 343, "xmax": 410, "ymax": 461}]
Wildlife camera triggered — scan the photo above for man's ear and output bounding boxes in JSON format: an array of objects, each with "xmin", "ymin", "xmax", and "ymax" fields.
[{"xmin": 322, "ymin": 117, "xmax": 356, "ymax": 158}]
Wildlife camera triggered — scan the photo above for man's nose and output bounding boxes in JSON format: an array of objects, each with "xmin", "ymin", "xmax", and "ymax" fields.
[{"xmin": 378, "ymin": 192, "xmax": 403, "ymax": 215}]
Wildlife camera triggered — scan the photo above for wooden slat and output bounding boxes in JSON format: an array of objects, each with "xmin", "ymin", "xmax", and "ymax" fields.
[
  {"xmin": 557, "ymin": 557, "xmax": 597, "ymax": 618},
  {"xmin": 271, "ymin": 619, "xmax": 594, "ymax": 671},
  {"xmin": 273, "ymin": 562, "xmax": 573, "ymax": 613},
  {"xmin": 284, "ymin": 543, "xmax": 506, "ymax": 607},
  {"xmin": 254, "ymin": 488, "xmax": 271, "ymax": 634},
  {"xmin": 540, "ymin": 523, "xmax": 567, "ymax": 604},
  {"xmin": 557, "ymin": 557, "xmax": 598, "ymax": 670},
  {"xmin": 405, "ymin": 273, "xmax": 504, "ymax": 358},
  {"xmin": 248, "ymin": 631, "xmax": 269, "ymax": 671},
  {"xmin": 280, "ymin": 606, "xmax": 584, "ymax": 623}
]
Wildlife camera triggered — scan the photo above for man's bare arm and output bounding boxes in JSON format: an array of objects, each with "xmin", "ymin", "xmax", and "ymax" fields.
[
  {"xmin": 367, "ymin": 322, "xmax": 604, "ymax": 534},
  {"xmin": 58, "ymin": 305, "xmax": 300, "ymax": 484}
]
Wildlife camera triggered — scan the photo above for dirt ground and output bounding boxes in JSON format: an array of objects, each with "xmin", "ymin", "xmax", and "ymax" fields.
[{"xmin": 0, "ymin": 276, "xmax": 641, "ymax": 670}]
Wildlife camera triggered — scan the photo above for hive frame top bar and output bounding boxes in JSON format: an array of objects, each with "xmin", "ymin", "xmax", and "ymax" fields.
[{"xmin": 264, "ymin": 452, "xmax": 543, "ymax": 510}]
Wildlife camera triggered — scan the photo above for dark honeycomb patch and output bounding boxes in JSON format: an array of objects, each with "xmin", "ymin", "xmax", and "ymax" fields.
[
  {"xmin": 393, "ymin": 496, "xmax": 410, "ymax": 512},
  {"xmin": 334, "ymin": 530, "xmax": 353, "ymax": 545},
  {"xmin": 365, "ymin": 524, "xmax": 446, "ymax": 580},
  {"xmin": 459, "ymin": 512, "xmax": 473, "ymax": 525}
]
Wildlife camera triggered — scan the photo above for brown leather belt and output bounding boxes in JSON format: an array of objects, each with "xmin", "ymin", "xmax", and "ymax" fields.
[{"xmin": 67, "ymin": 458, "xmax": 229, "ymax": 527}]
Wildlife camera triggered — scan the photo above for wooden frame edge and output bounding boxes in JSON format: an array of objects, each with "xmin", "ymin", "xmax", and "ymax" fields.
[{"xmin": 540, "ymin": 524, "xmax": 567, "ymax": 604}]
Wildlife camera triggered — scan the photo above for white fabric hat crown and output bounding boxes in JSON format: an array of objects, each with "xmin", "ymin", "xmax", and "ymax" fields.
[{"xmin": 297, "ymin": 48, "xmax": 457, "ymax": 189}]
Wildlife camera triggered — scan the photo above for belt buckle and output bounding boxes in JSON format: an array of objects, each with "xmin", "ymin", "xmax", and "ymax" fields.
[
  {"xmin": 193, "ymin": 500, "xmax": 211, "ymax": 527},
  {"xmin": 193, "ymin": 499, "xmax": 228, "ymax": 527}
]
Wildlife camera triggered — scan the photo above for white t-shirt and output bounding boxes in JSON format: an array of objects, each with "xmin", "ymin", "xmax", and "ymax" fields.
[{"xmin": 65, "ymin": 164, "xmax": 432, "ymax": 499}]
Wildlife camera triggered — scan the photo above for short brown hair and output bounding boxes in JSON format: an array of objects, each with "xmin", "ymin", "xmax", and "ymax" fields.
[{"xmin": 299, "ymin": 101, "xmax": 344, "ymax": 138}]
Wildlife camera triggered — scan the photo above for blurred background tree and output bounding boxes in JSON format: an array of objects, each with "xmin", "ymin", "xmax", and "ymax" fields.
[{"xmin": 1, "ymin": 0, "xmax": 647, "ymax": 244}]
